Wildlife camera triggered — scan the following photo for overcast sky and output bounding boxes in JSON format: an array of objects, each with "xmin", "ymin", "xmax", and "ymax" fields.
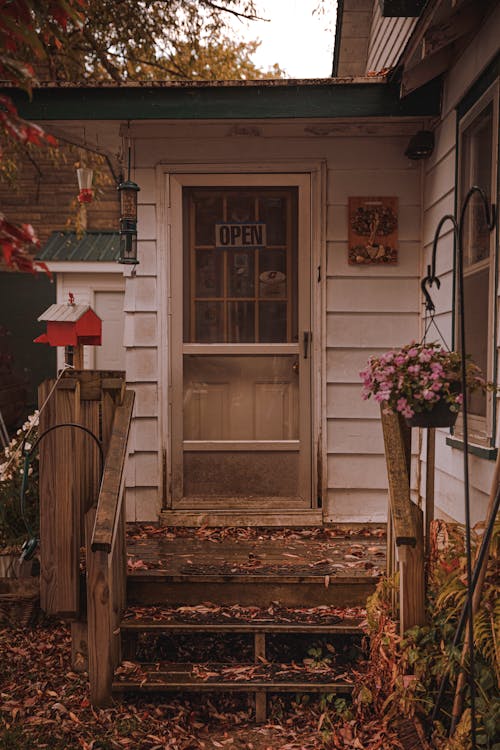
[{"xmin": 234, "ymin": 0, "xmax": 337, "ymax": 79}]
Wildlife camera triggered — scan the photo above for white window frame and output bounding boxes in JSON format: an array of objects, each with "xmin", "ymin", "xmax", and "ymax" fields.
[{"xmin": 455, "ymin": 80, "xmax": 499, "ymax": 448}]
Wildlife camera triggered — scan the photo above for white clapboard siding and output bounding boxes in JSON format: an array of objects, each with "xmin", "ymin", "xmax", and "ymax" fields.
[
  {"xmin": 327, "ymin": 418, "xmax": 384, "ymax": 454},
  {"xmin": 123, "ymin": 313, "xmax": 158, "ymax": 348},
  {"xmin": 131, "ymin": 383, "xmax": 159, "ymax": 418},
  {"xmin": 327, "ymin": 277, "xmax": 419, "ymax": 313},
  {"xmin": 324, "ymin": 489, "xmax": 388, "ymax": 523},
  {"xmin": 419, "ymin": 8, "xmax": 500, "ymax": 524},
  {"xmin": 130, "ymin": 418, "xmax": 159, "ymax": 453},
  {"xmin": 327, "ymin": 312, "xmax": 418, "ymax": 348},
  {"xmin": 366, "ymin": 1, "xmax": 417, "ymax": 74}
]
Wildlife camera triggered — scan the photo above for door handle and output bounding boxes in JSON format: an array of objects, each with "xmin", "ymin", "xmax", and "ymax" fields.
[{"xmin": 303, "ymin": 331, "xmax": 311, "ymax": 359}]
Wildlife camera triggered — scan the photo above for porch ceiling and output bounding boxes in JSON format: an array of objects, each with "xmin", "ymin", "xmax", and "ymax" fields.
[{"xmin": 4, "ymin": 76, "xmax": 442, "ymax": 121}]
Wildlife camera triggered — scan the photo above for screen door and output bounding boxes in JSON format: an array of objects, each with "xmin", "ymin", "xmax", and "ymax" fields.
[{"xmin": 170, "ymin": 179, "xmax": 312, "ymax": 508}]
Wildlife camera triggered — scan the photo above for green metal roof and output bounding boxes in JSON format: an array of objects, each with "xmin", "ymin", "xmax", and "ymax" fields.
[
  {"xmin": 5, "ymin": 77, "xmax": 442, "ymax": 120},
  {"xmin": 38, "ymin": 231, "xmax": 120, "ymax": 262}
]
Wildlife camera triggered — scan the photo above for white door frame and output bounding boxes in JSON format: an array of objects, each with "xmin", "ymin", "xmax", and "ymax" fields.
[{"xmin": 157, "ymin": 162, "xmax": 326, "ymax": 511}]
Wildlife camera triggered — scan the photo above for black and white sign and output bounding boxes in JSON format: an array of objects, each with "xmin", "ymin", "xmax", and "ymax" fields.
[{"xmin": 215, "ymin": 222, "xmax": 266, "ymax": 249}]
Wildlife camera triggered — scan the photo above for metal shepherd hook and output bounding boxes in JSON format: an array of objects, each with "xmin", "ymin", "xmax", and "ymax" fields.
[{"xmin": 422, "ymin": 186, "xmax": 495, "ymax": 748}]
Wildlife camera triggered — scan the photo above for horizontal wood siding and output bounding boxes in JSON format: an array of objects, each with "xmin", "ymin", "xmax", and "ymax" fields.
[
  {"xmin": 325, "ymin": 136, "xmax": 420, "ymax": 522},
  {"xmin": 124, "ymin": 170, "xmax": 161, "ymax": 521},
  {"xmin": 366, "ymin": 2, "xmax": 417, "ymax": 74},
  {"xmin": 420, "ymin": 7, "xmax": 500, "ymax": 525}
]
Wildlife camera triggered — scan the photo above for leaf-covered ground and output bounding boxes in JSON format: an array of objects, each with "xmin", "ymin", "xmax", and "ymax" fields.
[{"xmin": 0, "ymin": 622, "xmax": 403, "ymax": 750}]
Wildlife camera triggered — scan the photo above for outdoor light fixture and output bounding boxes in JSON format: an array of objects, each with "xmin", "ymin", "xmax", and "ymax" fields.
[
  {"xmin": 118, "ymin": 178, "xmax": 140, "ymax": 264},
  {"xmin": 118, "ymin": 134, "xmax": 140, "ymax": 265},
  {"xmin": 76, "ymin": 166, "xmax": 94, "ymax": 203},
  {"xmin": 405, "ymin": 130, "xmax": 435, "ymax": 160}
]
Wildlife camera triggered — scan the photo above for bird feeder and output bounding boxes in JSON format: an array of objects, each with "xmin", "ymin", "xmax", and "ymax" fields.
[
  {"xmin": 34, "ymin": 295, "xmax": 102, "ymax": 369},
  {"xmin": 77, "ymin": 166, "xmax": 94, "ymax": 203}
]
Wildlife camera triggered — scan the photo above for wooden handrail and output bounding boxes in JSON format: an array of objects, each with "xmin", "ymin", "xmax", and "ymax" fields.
[
  {"xmin": 380, "ymin": 405, "xmax": 425, "ymax": 633},
  {"xmin": 380, "ymin": 406, "xmax": 417, "ymax": 547},
  {"xmin": 91, "ymin": 390, "xmax": 135, "ymax": 553}
]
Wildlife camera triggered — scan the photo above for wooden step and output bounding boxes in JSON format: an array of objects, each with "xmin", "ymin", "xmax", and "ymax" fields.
[
  {"xmin": 112, "ymin": 661, "xmax": 355, "ymax": 695},
  {"xmin": 127, "ymin": 575, "xmax": 376, "ymax": 607},
  {"xmin": 120, "ymin": 617, "xmax": 364, "ymax": 635},
  {"xmin": 160, "ymin": 510, "xmax": 324, "ymax": 527}
]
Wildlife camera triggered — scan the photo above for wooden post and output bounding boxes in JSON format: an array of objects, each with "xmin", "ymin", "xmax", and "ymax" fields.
[
  {"xmin": 73, "ymin": 344, "xmax": 84, "ymax": 370},
  {"xmin": 254, "ymin": 633, "xmax": 267, "ymax": 723},
  {"xmin": 398, "ymin": 503, "xmax": 425, "ymax": 634},
  {"xmin": 425, "ymin": 428, "xmax": 436, "ymax": 557},
  {"xmin": 39, "ymin": 379, "xmax": 81, "ymax": 618},
  {"xmin": 86, "ymin": 507, "xmax": 113, "ymax": 707}
]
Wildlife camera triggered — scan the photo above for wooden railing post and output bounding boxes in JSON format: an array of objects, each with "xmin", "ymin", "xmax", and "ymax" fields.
[
  {"xmin": 380, "ymin": 406, "xmax": 426, "ymax": 634},
  {"xmin": 85, "ymin": 506, "xmax": 114, "ymax": 706},
  {"xmin": 86, "ymin": 390, "xmax": 134, "ymax": 707}
]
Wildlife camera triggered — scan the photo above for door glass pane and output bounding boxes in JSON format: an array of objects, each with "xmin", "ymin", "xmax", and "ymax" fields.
[
  {"xmin": 228, "ymin": 250, "xmax": 255, "ymax": 297},
  {"xmin": 183, "ymin": 355, "xmax": 299, "ymax": 440},
  {"xmin": 183, "ymin": 187, "xmax": 298, "ymax": 343},
  {"xmin": 259, "ymin": 302, "xmax": 287, "ymax": 342},
  {"xmin": 195, "ymin": 250, "xmax": 223, "ymax": 297},
  {"xmin": 195, "ymin": 302, "xmax": 223, "ymax": 342}
]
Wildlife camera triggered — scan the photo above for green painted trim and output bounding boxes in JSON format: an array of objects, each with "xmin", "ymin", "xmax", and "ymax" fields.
[
  {"xmin": 3, "ymin": 78, "xmax": 442, "ymax": 121},
  {"xmin": 457, "ymin": 53, "xmax": 500, "ymax": 119},
  {"xmin": 445, "ymin": 437, "xmax": 498, "ymax": 461}
]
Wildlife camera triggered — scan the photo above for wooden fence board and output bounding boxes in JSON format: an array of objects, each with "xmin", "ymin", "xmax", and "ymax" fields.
[
  {"xmin": 39, "ymin": 379, "xmax": 58, "ymax": 615},
  {"xmin": 54, "ymin": 383, "xmax": 80, "ymax": 618}
]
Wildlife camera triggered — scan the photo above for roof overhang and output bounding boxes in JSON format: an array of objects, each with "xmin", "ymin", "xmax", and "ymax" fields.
[
  {"xmin": 4, "ymin": 76, "xmax": 442, "ymax": 121},
  {"xmin": 396, "ymin": 0, "xmax": 498, "ymax": 97}
]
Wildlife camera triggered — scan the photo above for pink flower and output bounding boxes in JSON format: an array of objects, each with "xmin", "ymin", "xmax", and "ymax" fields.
[{"xmin": 407, "ymin": 348, "xmax": 418, "ymax": 357}]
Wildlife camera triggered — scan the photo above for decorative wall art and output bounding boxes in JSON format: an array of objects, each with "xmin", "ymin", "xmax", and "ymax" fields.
[{"xmin": 348, "ymin": 197, "xmax": 398, "ymax": 265}]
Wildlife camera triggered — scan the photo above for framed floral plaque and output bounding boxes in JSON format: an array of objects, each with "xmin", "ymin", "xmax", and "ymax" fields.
[{"xmin": 348, "ymin": 197, "xmax": 398, "ymax": 265}]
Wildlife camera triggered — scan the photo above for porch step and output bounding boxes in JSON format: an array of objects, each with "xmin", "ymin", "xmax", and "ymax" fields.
[
  {"xmin": 112, "ymin": 661, "xmax": 355, "ymax": 696},
  {"xmin": 160, "ymin": 510, "xmax": 324, "ymax": 527},
  {"xmin": 127, "ymin": 572, "xmax": 377, "ymax": 607}
]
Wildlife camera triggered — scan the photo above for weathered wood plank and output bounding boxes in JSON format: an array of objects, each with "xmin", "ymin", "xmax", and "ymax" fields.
[
  {"xmin": 380, "ymin": 406, "xmax": 416, "ymax": 546},
  {"xmin": 39, "ymin": 379, "xmax": 58, "ymax": 615},
  {"xmin": 398, "ymin": 503, "xmax": 425, "ymax": 634},
  {"xmin": 39, "ymin": 379, "xmax": 80, "ymax": 617},
  {"xmin": 425, "ymin": 428, "xmax": 436, "ymax": 556},
  {"xmin": 254, "ymin": 633, "xmax": 267, "ymax": 723},
  {"xmin": 54, "ymin": 384, "xmax": 80, "ymax": 618},
  {"xmin": 85, "ymin": 507, "xmax": 113, "ymax": 707},
  {"xmin": 92, "ymin": 391, "xmax": 135, "ymax": 552}
]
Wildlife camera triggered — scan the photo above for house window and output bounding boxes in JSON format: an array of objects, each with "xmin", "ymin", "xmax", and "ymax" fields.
[{"xmin": 457, "ymin": 82, "xmax": 499, "ymax": 446}]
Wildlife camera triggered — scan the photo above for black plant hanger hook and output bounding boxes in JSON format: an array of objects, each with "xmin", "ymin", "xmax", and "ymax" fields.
[{"xmin": 426, "ymin": 184, "xmax": 496, "ymax": 750}]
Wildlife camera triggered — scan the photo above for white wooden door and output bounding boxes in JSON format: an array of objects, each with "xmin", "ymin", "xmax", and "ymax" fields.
[
  {"xmin": 170, "ymin": 175, "xmax": 312, "ymax": 509},
  {"xmin": 94, "ymin": 291, "xmax": 126, "ymax": 371}
]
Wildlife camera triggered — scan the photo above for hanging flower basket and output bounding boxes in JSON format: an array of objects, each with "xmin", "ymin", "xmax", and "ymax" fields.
[
  {"xmin": 359, "ymin": 342, "xmax": 488, "ymax": 428},
  {"xmin": 404, "ymin": 382, "xmax": 461, "ymax": 428}
]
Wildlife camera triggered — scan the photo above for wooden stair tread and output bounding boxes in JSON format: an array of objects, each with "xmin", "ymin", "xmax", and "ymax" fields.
[
  {"xmin": 120, "ymin": 617, "xmax": 364, "ymax": 634},
  {"xmin": 127, "ymin": 571, "xmax": 379, "ymax": 584},
  {"xmin": 113, "ymin": 661, "xmax": 355, "ymax": 693}
]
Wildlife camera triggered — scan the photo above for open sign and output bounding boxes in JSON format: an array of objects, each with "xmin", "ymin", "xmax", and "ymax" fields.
[{"xmin": 215, "ymin": 222, "xmax": 266, "ymax": 249}]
